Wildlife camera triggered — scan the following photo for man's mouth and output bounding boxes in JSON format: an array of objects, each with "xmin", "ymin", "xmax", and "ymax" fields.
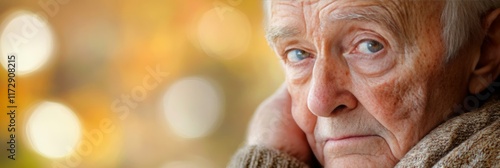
[
  {"xmin": 325, "ymin": 135, "xmax": 379, "ymax": 148},
  {"xmin": 322, "ymin": 135, "xmax": 381, "ymax": 158},
  {"xmin": 328, "ymin": 135, "xmax": 378, "ymax": 141}
]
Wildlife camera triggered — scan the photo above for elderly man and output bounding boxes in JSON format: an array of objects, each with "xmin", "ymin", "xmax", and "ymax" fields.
[{"xmin": 230, "ymin": 0, "xmax": 500, "ymax": 167}]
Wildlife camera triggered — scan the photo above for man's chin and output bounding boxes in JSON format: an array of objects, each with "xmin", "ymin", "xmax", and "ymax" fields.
[
  {"xmin": 321, "ymin": 136, "xmax": 398, "ymax": 168},
  {"xmin": 324, "ymin": 155, "xmax": 397, "ymax": 168}
]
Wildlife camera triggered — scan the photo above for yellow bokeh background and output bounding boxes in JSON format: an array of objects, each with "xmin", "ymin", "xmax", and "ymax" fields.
[{"xmin": 0, "ymin": 0, "xmax": 283, "ymax": 167}]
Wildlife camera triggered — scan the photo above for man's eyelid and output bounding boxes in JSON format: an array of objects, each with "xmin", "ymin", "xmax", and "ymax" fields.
[
  {"xmin": 352, "ymin": 31, "xmax": 386, "ymax": 44},
  {"xmin": 274, "ymin": 40, "xmax": 299, "ymax": 57},
  {"xmin": 349, "ymin": 34, "xmax": 388, "ymax": 54},
  {"xmin": 282, "ymin": 42, "xmax": 315, "ymax": 56}
]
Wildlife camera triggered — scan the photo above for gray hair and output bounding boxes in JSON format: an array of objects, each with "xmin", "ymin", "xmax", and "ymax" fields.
[
  {"xmin": 443, "ymin": 0, "xmax": 500, "ymax": 62},
  {"xmin": 263, "ymin": 0, "xmax": 500, "ymax": 62}
]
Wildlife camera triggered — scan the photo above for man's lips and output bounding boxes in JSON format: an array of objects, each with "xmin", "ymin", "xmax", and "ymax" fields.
[
  {"xmin": 323, "ymin": 135, "xmax": 379, "ymax": 148},
  {"xmin": 321, "ymin": 135, "xmax": 381, "ymax": 159},
  {"xmin": 329, "ymin": 135, "xmax": 377, "ymax": 141}
]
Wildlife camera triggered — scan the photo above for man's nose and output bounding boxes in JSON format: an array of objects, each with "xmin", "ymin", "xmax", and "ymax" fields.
[{"xmin": 307, "ymin": 57, "xmax": 357, "ymax": 117}]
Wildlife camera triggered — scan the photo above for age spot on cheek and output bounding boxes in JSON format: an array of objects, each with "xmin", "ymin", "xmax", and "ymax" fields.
[{"xmin": 371, "ymin": 78, "xmax": 411, "ymax": 120}]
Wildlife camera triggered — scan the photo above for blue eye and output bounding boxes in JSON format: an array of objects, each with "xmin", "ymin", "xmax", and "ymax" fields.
[
  {"xmin": 286, "ymin": 49, "xmax": 311, "ymax": 62},
  {"xmin": 357, "ymin": 40, "xmax": 384, "ymax": 54}
]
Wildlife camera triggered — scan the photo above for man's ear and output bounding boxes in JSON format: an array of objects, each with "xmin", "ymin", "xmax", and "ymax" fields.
[{"xmin": 469, "ymin": 8, "xmax": 500, "ymax": 94}]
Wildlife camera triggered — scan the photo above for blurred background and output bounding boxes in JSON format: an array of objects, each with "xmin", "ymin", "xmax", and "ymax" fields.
[{"xmin": 0, "ymin": 0, "xmax": 284, "ymax": 167}]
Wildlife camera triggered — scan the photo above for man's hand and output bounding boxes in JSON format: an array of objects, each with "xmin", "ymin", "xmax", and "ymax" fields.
[{"xmin": 246, "ymin": 84, "xmax": 314, "ymax": 165}]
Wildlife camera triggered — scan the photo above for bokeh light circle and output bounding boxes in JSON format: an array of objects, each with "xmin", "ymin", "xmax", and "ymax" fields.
[
  {"xmin": 0, "ymin": 10, "xmax": 55, "ymax": 75},
  {"xmin": 162, "ymin": 77, "xmax": 224, "ymax": 139},
  {"xmin": 26, "ymin": 101, "xmax": 82, "ymax": 158},
  {"xmin": 197, "ymin": 6, "xmax": 251, "ymax": 59}
]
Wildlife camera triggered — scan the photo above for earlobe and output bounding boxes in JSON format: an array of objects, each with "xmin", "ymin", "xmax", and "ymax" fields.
[{"xmin": 469, "ymin": 9, "xmax": 500, "ymax": 94}]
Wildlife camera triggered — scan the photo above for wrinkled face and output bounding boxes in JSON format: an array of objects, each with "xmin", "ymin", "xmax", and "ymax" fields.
[{"xmin": 267, "ymin": 0, "xmax": 477, "ymax": 167}]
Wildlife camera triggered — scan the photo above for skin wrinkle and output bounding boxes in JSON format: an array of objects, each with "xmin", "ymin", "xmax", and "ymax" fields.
[
  {"xmin": 304, "ymin": 1, "xmax": 316, "ymax": 40},
  {"xmin": 267, "ymin": 5, "xmax": 405, "ymax": 46},
  {"xmin": 361, "ymin": 73, "xmax": 408, "ymax": 158},
  {"xmin": 268, "ymin": 1, "xmax": 304, "ymax": 44},
  {"xmin": 381, "ymin": 0, "xmax": 413, "ymax": 48},
  {"xmin": 329, "ymin": 5, "xmax": 401, "ymax": 43}
]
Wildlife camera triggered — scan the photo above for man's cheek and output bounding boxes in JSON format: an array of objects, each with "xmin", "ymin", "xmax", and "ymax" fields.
[
  {"xmin": 290, "ymin": 89, "xmax": 316, "ymax": 133},
  {"xmin": 291, "ymin": 105, "xmax": 315, "ymax": 132},
  {"xmin": 360, "ymin": 79, "xmax": 411, "ymax": 126}
]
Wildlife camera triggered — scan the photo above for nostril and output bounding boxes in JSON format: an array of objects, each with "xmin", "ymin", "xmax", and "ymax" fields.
[{"xmin": 333, "ymin": 104, "xmax": 347, "ymax": 113}]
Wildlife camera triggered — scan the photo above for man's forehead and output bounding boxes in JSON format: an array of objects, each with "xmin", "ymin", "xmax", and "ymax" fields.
[
  {"xmin": 267, "ymin": 0, "xmax": 444, "ymax": 21},
  {"xmin": 268, "ymin": 0, "xmax": 412, "ymax": 17},
  {"xmin": 266, "ymin": 0, "xmax": 404, "ymax": 39},
  {"xmin": 265, "ymin": 0, "xmax": 444, "ymax": 44},
  {"xmin": 266, "ymin": 0, "xmax": 409, "ymax": 30}
]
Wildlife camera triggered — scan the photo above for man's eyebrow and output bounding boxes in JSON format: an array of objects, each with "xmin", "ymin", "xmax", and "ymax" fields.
[{"xmin": 265, "ymin": 26, "xmax": 301, "ymax": 43}]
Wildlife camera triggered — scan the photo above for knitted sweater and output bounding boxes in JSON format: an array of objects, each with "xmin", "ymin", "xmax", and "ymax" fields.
[{"xmin": 229, "ymin": 96, "xmax": 500, "ymax": 168}]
